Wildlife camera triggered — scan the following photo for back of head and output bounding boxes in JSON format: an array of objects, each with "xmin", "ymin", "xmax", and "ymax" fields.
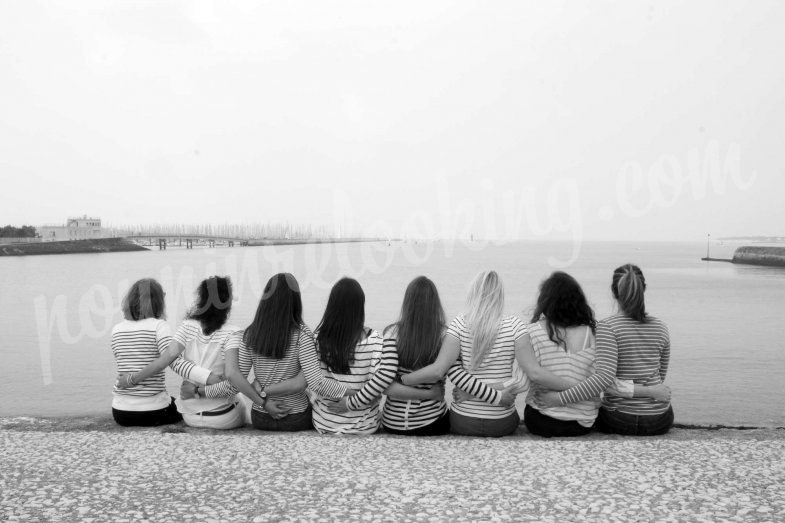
[
  {"xmin": 611, "ymin": 264, "xmax": 647, "ymax": 322},
  {"xmin": 188, "ymin": 276, "xmax": 233, "ymax": 335},
  {"xmin": 122, "ymin": 278, "xmax": 166, "ymax": 321},
  {"xmin": 465, "ymin": 270, "xmax": 504, "ymax": 370},
  {"xmin": 391, "ymin": 276, "xmax": 446, "ymax": 370},
  {"xmin": 530, "ymin": 271, "xmax": 596, "ymax": 348},
  {"xmin": 245, "ymin": 273, "xmax": 303, "ymax": 358},
  {"xmin": 316, "ymin": 277, "xmax": 365, "ymax": 374}
]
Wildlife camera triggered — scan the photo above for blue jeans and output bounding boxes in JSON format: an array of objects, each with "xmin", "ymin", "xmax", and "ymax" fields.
[
  {"xmin": 595, "ymin": 406, "xmax": 674, "ymax": 436},
  {"xmin": 449, "ymin": 409, "xmax": 520, "ymax": 437}
]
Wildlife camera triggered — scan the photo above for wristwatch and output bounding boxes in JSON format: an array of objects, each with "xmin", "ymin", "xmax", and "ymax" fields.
[
  {"xmin": 194, "ymin": 385, "xmax": 201, "ymax": 398},
  {"xmin": 258, "ymin": 386, "xmax": 267, "ymax": 404}
]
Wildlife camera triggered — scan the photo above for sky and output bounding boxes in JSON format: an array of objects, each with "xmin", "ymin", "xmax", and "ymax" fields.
[{"xmin": 1, "ymin": 0, "xmax": 783, "ymax": 241}]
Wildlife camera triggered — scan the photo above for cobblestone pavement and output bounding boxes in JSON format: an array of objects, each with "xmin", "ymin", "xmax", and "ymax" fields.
[{"xmin": 1, "ymin": 419, "xmax": 783, "ymax": 522}]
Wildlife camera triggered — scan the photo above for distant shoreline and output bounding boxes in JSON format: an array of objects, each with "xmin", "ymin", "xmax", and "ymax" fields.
[
  {"xmin": 0, "ymin": 237, "xmax": 148, "ymax": 257},
  {"xmin": 0, "ymin": 237, "xmax": 389, "ymax": 256}
]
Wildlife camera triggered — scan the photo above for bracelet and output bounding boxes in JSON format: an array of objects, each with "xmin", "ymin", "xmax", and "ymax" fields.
[{"xmin": 126, "ymin": 374, "xmax": 136, "ymax": 387}]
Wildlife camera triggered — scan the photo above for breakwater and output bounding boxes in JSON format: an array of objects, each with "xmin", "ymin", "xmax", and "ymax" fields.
[
  {"xmin": 731, "ymin": 246, "xmax": 785, "ymax": 267},
  {"xmin": 0, "ymin": 238, "xmax": 149, "ymax": 256}
]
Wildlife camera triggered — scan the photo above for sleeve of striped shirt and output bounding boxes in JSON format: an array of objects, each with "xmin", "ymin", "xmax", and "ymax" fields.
[
  {"xmin": 659, "ymin": 325, "xmax": 671, "ymax": 381},
  {"xmin": 446, "ymin": 360, "xmax": 502, "ymax": 405},
  {"xmin": 299, "ymin": 329, "xmax": 348, "ymax": 399},
  {"xmin": 165, "ymin": 321, "xmax": 212, "ymax": 385},
  {"xmin": 155, "ymin": 320, "xmax": 173, "ymax": 354},
  {"xmin": 346, "ymin": 335, "xmax": 398, "ymax": 411},
  {"xmin": 204, "ymin": 332, "xmax": 250, "ymax": 398},
  {"xmin": 558, "ymin": 320, "xmax": 617, "ymax": 405}
]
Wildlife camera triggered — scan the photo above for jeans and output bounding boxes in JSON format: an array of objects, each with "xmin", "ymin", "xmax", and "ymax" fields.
[
  {"xmin": 112, "ymin": 397, "xmax": 182, "ymax": 427},
  {"xmin": 595, "ymin": 405, "xmax": 674, "ymax": 436},
  {"xmin": 251, "ymin": 405, "xmax": 314, "ymax": 432},
  {"xmin": 523, "ymin": 405, "xmax": 593, "ymax": 438},
  {"xmin": 449, "ymin": 409, "xmax": 520, "ymax": 437},
  {"xmin": 384, "ymin": 414, "xmax": 451, "ymax": 436}
]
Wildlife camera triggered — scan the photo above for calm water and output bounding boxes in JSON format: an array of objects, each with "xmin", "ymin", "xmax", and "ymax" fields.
[{"xmin": 1, "ymin": 240, "xmax": 783, "ymax": 427}]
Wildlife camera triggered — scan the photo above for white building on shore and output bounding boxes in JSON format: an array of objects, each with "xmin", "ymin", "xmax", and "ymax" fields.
[{"xmin": 39, "ymin": 215, "xmax": 103, "ymax": 241}]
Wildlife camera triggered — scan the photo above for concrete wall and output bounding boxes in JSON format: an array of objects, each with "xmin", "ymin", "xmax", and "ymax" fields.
[{"xmin": 732, "ymin": 246, "xmax": 785, "ymax": 267}]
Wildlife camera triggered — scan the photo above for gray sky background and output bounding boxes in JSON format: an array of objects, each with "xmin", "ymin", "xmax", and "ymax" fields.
[{"xmin": 1, "ymin": 1, "xmax": 783, "ymax": 241}]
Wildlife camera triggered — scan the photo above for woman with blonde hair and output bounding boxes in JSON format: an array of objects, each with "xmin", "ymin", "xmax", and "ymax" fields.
[
  {"xmin": 402, "ymin": 270, "xmax": 577, "ymax": 437},
  {"xmin": 538, "ymin": 264, "xmax": 673, "ymax": 436}
]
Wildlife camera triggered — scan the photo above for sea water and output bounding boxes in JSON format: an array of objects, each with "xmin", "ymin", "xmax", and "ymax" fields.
[{"xmin": 1, "ymin": 240, "xmax": 783, "ymax": 427}]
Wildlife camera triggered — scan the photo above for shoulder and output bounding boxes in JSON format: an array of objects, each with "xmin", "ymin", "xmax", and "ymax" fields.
[
  {"xmin": 643, "ymin": 315, "xmax": 669, "ymax": 335},
  {"xmin": 218, "ymin": 322, "xmax": 242, "ymax": 333},
  {"xmin": 298, "ymin": 323, "xmax": 314, "ymax": 336},
  {"xmin": 446, "ymin": 315, "xmax": 467, "ymax": 335},
  {"xmin": 382, "ymin": 324, "xmax": 398, "ymax": 340},
  {"xmin": 364, "ymin": 328, "xmax": 383, "ymax": 344},
  {"xmin": 503, "ymin": 315, "xmax": 525, "ymax": 328},
  {"xmin": 177, "ymin": 319, "xmax": 201, "ymax": 333}
]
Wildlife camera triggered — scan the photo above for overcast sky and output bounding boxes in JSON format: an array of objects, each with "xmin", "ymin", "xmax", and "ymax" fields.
[{"xmin": 1, "ymin": 1, "xmax": 783, "ymax": 241}]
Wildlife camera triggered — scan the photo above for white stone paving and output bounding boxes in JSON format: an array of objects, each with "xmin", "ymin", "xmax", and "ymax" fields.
[{"xmin": 1, "ymin": 423, "xmax": 784, "ymax": 522}]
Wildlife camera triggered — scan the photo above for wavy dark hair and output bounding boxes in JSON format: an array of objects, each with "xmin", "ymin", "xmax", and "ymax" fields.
[
  {"xmin": 386, "ymin": 276, "xmax": 445, "ymax": 371},
  {"xmin": 316, "ymin": 277, "xmax": 365, "ymax": 375},
  {"xmin": 122, "ymin": 278, "xmax": 166, "ymax": 321},
  {"xmin": 187, "ymin": 276, "xmax": 233, "ymax": 335},
  {"xmin": 530, "ymin": 271, "xmax": 596, "ymax": 349},
  {"xmin": 611, "ymin": 264, "xmax": 648, "ymax": 322},
  {"xmin": 245, "ymin": 273, "xmax": 303, "ymax": 358}
]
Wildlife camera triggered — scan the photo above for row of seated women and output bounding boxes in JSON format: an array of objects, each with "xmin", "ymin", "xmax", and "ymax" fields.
[{"xmin": 111, "ymin": 263, "xmax": 673, "ymax": 437}]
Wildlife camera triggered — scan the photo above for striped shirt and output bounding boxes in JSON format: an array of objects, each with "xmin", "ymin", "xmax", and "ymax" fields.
[
  {"xmin": 311, "ymin": 329, "xmax": 398, "ymax": 435},
  {"xmin": 446, "ymin": 315, "xmax": 527, "ymax": 420},
  {"xmin": 204, "ymin": 324, "xmax": 347, "ymax": 415},
  {"xmin": 525, "ymin": 322, "xmax": 599, "ymax": 427},
  {"xmin": 383, "ymin": 330, "xmax": 506, "ymax": 431},
  {"xmin": 111, "ymin": 318, "xmax": 208, "ymax": 411},
  {"xmin": 558, "ymin": 314, "xmax": 671, "ymax": 415},
  {"xmin": 173, "ymin": 319, "xmax": 241, "ymax": 415}
]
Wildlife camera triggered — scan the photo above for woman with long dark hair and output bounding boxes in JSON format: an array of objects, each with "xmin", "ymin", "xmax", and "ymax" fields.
[
  {"xmin": 311, "ymin": 277, "xmax": 398, "ymax": 435},
  {"xmin": 402, "ymin": 271, "xmax": 575, "ymax": 437},
  {"xmin": 381, "ymin": 276, "xmax": 450, "ymax": 435},
  {"xmin": 538, "ymin": 264, "xmax": 673, "ymax": 436},
  {"xmin": 521, "ymin": 271, "xmax": 599, "ymax": 437},
  {"xmin": 113, "ymin": 278, "xmax": 226, "ymax": 427},
  {"xmin": 205, "ymin": 273, "xmax": 348, "ymax": 431}
]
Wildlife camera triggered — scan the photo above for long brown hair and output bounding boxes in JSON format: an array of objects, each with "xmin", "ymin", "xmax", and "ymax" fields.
[
  {"xmin": 316, "ymin": 278, "xmax": 365, "ymax": 374},
  {"xmin": 245, "ymin": 273, "xmax": 303, "ymax": 358},
  {"xmin": 386, "ymin": 276, "xmax": 445, "ymax": 370}
]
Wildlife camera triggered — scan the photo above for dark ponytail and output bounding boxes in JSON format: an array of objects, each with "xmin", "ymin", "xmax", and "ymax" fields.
[{"xmin": 611, "ymin": 264, "xmax": 647, "ymax": 322}]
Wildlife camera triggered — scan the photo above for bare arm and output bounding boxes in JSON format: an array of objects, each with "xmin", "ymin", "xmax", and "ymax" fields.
[
  {"xmin": 223, "ymin": 345, "xmax": 266, "ymax": 405},
  {"xmin": 515, "ymin": 334, "xmax": 577, "ymax": 391},
  {"xmin": 401, "ymin": 336, "xmax": 460, "ymax": 385}
]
